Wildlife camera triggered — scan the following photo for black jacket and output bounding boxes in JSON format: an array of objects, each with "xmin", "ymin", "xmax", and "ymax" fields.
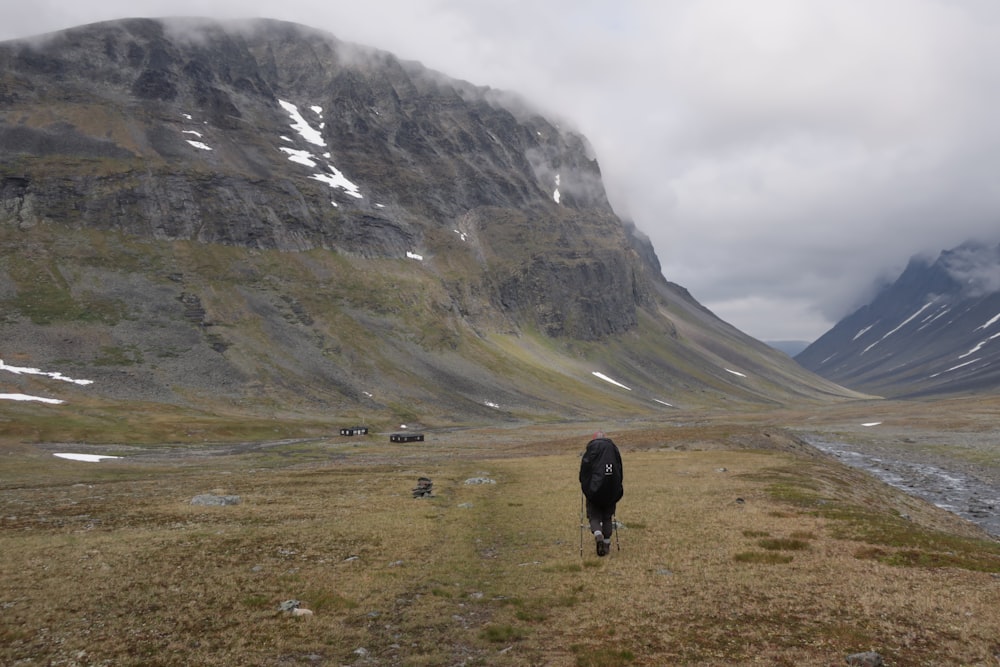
[{"xmin": 579, "ymin": 437, "xmax": 624, "ymax": 506}]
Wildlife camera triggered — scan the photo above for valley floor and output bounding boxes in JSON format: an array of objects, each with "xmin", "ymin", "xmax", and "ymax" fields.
[{"xmin": 1, "ymin": 402, "xmax": 999, "ymax": 666}]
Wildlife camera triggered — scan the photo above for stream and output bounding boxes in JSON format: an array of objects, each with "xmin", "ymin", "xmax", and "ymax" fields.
[{"xmin": 801, "ymin": 435, "xmax": 1000, "ymax": 539}]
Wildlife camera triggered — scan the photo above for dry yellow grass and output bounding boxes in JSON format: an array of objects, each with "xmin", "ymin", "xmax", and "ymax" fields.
[{"xmin": 1, "ymin": 421, "xmax": 998, "ymax": 666}]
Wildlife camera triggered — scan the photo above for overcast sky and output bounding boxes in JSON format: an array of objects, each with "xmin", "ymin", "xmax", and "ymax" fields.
[{"xmin": 5, "ymin": 0, "xmax": 1000, "ymax": 342}]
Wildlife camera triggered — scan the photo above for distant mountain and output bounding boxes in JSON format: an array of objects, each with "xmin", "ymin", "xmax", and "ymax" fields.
[
  {"xmin": 0, "ymin": 18, "xmax": 862, "ymax": 426},
  {"xmin": 766, "ymin": 340, "xmax": 811, "ymax": 357},
  {"xmin": 797, "ymin": 241, "xmax": 1000, "ymax": 397}
]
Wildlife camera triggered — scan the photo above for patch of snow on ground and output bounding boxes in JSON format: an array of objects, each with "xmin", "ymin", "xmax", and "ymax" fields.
[
  {"xmin": 916, "ymin": 304, "xmax": 951, "ymax": 332},
  {"xmin": 311, "ymin": 166, "xmax": 363, "ymax": 198},
  {"xmin": 852, "ymin": 324, "xmax": 874, "ymax": 341},
  {"xmin": 454, "ymin": 229, "xmax": 467, "ymax": 241},
  {"xmin": 861, "ymin": 422, "xmax": 882, "ymax": 427},
  {"xmin": 278, "ymin": 100, "xmax": 325, "ymax": 146},
  {"xmin": 182, "ymin": 113, "xmax": 192, "ymax": 120},
  {"xmin": 279, "ymin": 147, "xmax": 317, "ymax": 167},
  {"xmin": 279, "ymin": 100, "xmax": 364, "ymax": 200},
  {"xmin": 185, "ymin": 140, "xmax": 213, "ymax": 151},
  {"xmin": 182, "ymin": 130, "xmax": 203, "ymax": 137},
  {"xmin": 592, "ymin": 372, "xmax": 631, "ymax": 390},
  {"xmin": 406, "ymin": 251, "xmax": 423, "ymax": 261},
  {"xmin": 930, "ymin": 357, "xmax": 982, "ymax": 378},
  {"xmin": 0, "ymin": 393, "xmax": 64, "ymax": 404},
  {"xmin": 1, "ymin": 359, "xmax": 93, "ymax": 385},
  {"xmin": 553, "ymin": 174, "xmax": 561, "ymax": 204},
  {"xmin": 959, "ymin": 331, "xmax": 1000, "ymax": 359},
  {"xmin": 725, "ymin": 368, "xmax": 746, "ymax": 377},
  {"xmin": 976, "ymin": 312, "xmax": 1000, "ymax": 331},
  {"xmin": 654, "ymin": 399, "xmax": 674, "ymax": 407},
  {"xmin": 54, "ymin": 453, "xmax": 120, "ymax": 463},
  {"xmin": 863, "ymin": 302, "xmax": 934, "ymax": 354},
  {"xmin": 483, "ymin": 400, "xmax": 500, "ymax": 409}
]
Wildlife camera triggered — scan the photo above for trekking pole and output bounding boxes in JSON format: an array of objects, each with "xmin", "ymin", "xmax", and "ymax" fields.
[
  {"xmin": 613, "ymin": 515, "xmax": 621, "ymax": 552},
  {"xmin": 579, "ymin": 495, "xmax": 585, "ymax": 558}
]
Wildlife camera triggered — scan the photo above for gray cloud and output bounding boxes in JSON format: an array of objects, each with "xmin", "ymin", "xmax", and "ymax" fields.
[
  {"xmin": 943, "ymin": 243, "xmax": 1000, "ymax": 298},
  {"xmin": 5, "ymin": 1, "xmax": 1000, "ymax": 341}
]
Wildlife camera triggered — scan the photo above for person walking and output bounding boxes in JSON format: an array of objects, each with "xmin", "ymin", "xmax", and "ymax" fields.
[{"xmin": 579, "ymin": 432, "xmax": 623, "ymax": 556}]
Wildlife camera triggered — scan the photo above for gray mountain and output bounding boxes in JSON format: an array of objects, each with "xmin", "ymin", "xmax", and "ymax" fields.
[
  {"xmin": 0, "ymin": 18, "xmax": 861, "ymax": 430},
  {"xmin": 796, "ymin": 242, "xmax": 1000, "ymax": 397},
  {"xmin": 766, "ymin": 340, "xmax": 810, "ymax": 357}
]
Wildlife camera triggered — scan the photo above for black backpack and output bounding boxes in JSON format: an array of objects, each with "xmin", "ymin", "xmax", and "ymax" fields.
[{"xmin": 579, "ymin": 438, "xmax": 624, "ymax": 505}]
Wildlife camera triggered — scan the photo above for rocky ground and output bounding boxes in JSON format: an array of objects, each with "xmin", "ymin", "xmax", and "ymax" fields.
[
  {"xmin": 800, "ymin": 432, "xmax": 1000, "ymax": 537},
  {"xmin": 781, "ymin": 397, "xmax": 1000, "ymax": 540}
]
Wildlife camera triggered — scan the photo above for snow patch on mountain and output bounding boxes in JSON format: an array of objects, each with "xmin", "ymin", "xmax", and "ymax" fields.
[
  {"xmin": 277, "ymin": 99, "xmax": 364, "ymax": 201},
  {"xmin": 592, "ymin": 372, "xmax": 630, "ymax": 390},
  {"xmin": 862, "ymin": 301, "xmax": 935, "ymax": 354}
]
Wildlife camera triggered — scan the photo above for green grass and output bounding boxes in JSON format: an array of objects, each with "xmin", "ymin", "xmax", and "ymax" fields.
[
  {"xmin": 2, "ymin": 256, "xmax": 128, "ymax": 325},
  {"xmin": 479, "ymin": 624, "xmax": 528, "ymax": 643},
  {"xmin": 733, "ymin": 551, "xmax": 795, "ymax": 564},
  {"xmin": 0, "ymin": 401, "xmax": 336, "ymax": 448},
  {"xmin": 573, "ymin": 646, "xmax": 637, "ymax": 667},
  {"xmin": 749, "ymin": 463, "xmax": 1000, "ymax": 574},
  {"xmin": 2, "ymin": 432, "xmax": 1000, "ymax": 665},
  {"xmin": 757, "ymin": 537, "xmax": 811, "ymax": 551}
]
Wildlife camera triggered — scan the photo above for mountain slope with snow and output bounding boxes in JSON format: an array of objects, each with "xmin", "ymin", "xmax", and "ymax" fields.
[
  {"xmin": 797, "ymin": 242, "xmax": 1000, "ymax": 397},
  {"xmin": 0, "ymin": 18, "xmax": 862, "ymax": 424}
]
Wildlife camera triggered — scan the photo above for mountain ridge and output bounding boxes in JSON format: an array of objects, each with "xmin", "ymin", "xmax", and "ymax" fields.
[
  {"xmin": 797, "ymin": 241, "xmax": 1000, "ymax": 397},
  {"xmin": 0, "ymin": 17, "xmax": 864, "ymax": 428}
]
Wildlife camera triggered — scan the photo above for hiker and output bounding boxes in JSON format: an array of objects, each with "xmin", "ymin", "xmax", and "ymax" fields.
[{"xmin": 579, "ymin": 432, "xmax": 623, "ymax": 556}]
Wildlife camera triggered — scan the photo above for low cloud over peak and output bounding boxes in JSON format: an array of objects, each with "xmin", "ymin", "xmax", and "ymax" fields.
[{"xmin": 6, "ymin": 1, "xmax": 1000, "ymax": 342}]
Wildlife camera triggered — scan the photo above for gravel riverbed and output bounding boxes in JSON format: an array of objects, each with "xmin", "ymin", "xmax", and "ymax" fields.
[{"xmin": 800, "ymin": 432, "xmax": 1000, "ymax": 538}]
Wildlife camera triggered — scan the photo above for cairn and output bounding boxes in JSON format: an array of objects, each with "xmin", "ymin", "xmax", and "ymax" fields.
[{"xmin": 412, "ymin": 477, "xmax": 433, "ymax": 498}]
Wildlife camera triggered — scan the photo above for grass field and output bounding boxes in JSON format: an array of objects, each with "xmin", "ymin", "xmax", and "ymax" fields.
[{"xmin": 1, "ymin": 416, "xmax": 999, "ymax": 666}]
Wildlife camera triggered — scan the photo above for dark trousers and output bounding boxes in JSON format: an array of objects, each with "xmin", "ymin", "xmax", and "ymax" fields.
[{"xmin": 586, "ymin": 499, "xmax": 615, "ymax": 539}]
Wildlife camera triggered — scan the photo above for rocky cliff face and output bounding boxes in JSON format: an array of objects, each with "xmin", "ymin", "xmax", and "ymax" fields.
[
  {"xmin": 0, "ymin": 18, "xmax": 856, "ymax": 422},
  {"xmin": 1, "ymin": 17, "xmax": 641, "ymax": 340}
]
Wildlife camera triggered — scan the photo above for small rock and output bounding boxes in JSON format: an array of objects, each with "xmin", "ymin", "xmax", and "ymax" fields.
[
  {"xmin": 278, "ymin": 599, "xmax": 300, "ymax": 612},
  {"xmin": 412, "ymin": 477, "xmax": 433, "ymax": 498},
  {"xmin": 291, "ymin": 607, "xmax": 313, "ymax": 617},
  {"xmin": 846, "ymin": 651, "xmax": 884, "ymax": 666},
  {"xmin": 190, "ymin": 494, "xmax": 241, "ymax": 506},
  {"xmin": 464, "ymin": 477, "xmax": 496, "ymax": 485}
]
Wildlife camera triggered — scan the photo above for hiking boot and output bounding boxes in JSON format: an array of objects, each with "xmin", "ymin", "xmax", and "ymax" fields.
[{"xmin": 594, "ymin": 531, "xmax": 606, "ymax": 557}]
